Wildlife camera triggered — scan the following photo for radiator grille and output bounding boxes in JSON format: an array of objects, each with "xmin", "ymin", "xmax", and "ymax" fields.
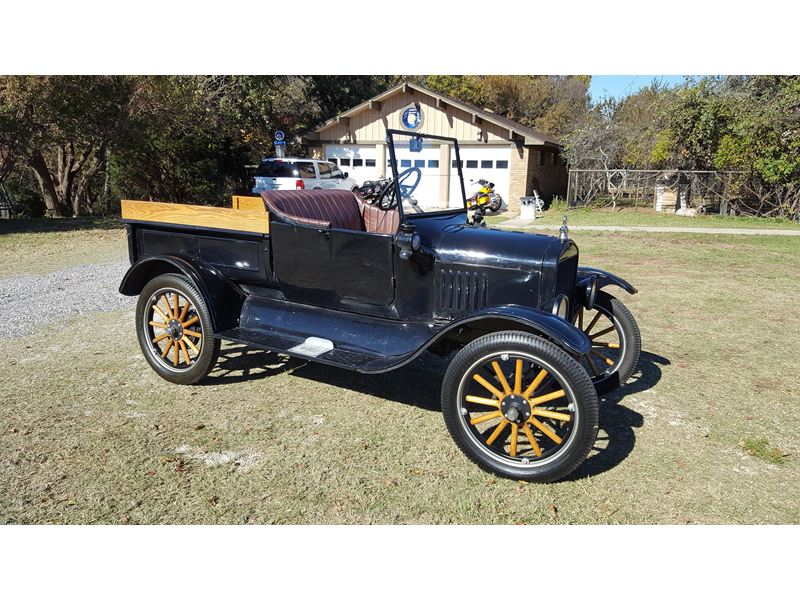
[
  {"xmin": 555, "ymin": 252, "xmax": 579, "ymax": 299},
  {"xmin": 437, "ymin": 269, "xmax": 489, "ymax": 312}
]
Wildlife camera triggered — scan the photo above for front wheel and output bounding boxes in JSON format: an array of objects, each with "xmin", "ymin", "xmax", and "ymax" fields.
[
  {"xmin": 135, "ymin": 273, "xmax": 220, "ymax": 385},
  {"xmin": 442, "ymin": 331, "xmax": 598, "ymax": 482},
  {"xmin": 573, "ymin": 291, "xmax": 641, "ymax": 395},
  {"xmin": 487, "ymin": 194, "xmax": 503, "ymax": 213}
]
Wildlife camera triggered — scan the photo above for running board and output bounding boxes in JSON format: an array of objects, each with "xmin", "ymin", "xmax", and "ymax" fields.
[{"xmin": 214, "ymin": 295, "xmax": 438, "ymax": 373}]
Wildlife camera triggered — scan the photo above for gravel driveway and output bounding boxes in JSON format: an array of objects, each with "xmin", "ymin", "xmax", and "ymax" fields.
[{"xmin": 0, "ymin": 260, "xmax": 135, "ymax": 339}]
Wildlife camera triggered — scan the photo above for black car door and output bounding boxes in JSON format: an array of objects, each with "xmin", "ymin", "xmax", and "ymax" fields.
[
  {"xmin": 269, "ymin": 220, "xmax": 337, "ymax": 305},
  {"xmin": 329, "ymin": 229, "xmax": 395, "ymax": 307}
]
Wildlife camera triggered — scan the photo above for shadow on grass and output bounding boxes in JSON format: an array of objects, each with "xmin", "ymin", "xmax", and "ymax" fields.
[
  {"xmin": 0, "ymin": 217, "xmax": 122, "ymax": 235},
  {"xmin": 208, "ymin": 342, "xmax": 668, "ymax": 479},
  {"xmin": 206, "ymin": 342, "xmax": 445, "ymax": 412},
  {"xmin": 567, "ymin": 350, "xmax": 669, "ymax": 480}
]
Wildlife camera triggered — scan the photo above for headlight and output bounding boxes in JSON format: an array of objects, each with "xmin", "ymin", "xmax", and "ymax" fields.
[
  {"xmin": 577, "ymin": 276, "xmax": 598, "ymax": 310},
  {"xmin": 551, "ymin": 294, "xmax": 569, "ymax": 320}
]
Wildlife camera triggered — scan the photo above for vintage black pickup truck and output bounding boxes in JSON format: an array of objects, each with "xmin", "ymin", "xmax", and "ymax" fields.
[{"xmin": 119, "ymin": 130, "xmax": 641, "ymax": 482}]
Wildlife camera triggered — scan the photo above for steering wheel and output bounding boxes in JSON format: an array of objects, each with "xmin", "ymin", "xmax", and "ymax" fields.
[{"xmin": 374, "ymin": 167, "xmax": 422, "ymax": 210}]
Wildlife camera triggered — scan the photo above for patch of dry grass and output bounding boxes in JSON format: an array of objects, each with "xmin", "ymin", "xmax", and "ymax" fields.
[
  {"xmin": 1, "ymin": 230, "xmax": 798, "ymax": 524},
  {"xmin": 0, "ymin": 221, "xmax": 126, "ymax": 277}
]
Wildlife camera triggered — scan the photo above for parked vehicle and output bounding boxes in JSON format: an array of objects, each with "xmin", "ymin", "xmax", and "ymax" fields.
[
  {"xmin": 466, "ymin": 178, "xmax": 503, "ymax": 214},
  {"xmin": 119, "ymin": 130, "xmax": 641, "ymax": 483},
  {"xmin": 251, "ymin": 157, "xmax": 359, "ymax": 194}
]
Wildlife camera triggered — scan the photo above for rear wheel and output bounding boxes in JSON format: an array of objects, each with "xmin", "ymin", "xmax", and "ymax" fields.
[
  {"xmin": 487, "ymin": 194, "xmax": 503, "ymax": 212},
  {"xmin": 442, "ymin": 331, "xmax": 598, "ymax": 482},
  {"xmin": 573, "ymin": 291, "xmax": 641, "ymax": 394},
  {"xmin": 135, "ymin": 273, "xmax": 220, "ymax": 385}
]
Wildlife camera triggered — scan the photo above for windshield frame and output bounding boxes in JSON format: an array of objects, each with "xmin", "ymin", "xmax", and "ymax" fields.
[{"xmin": 386, "ymin": 129, "xmax": 467, "ymax": 221}]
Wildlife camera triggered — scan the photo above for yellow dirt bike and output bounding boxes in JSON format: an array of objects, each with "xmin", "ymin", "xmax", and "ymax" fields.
[{"xmin": 466, "ymin": 178, "xmax": 503, "ymax": 213}]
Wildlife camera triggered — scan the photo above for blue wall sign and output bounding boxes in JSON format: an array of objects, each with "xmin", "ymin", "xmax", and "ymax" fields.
[{"xmin": 400, "ymin": 103, "xmax": 423, "ymax": 131}]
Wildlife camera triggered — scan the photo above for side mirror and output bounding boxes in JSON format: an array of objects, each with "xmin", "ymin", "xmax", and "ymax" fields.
[{"xmin": 344, "ymin": 172, "xmax": 349, "ymax": 179}]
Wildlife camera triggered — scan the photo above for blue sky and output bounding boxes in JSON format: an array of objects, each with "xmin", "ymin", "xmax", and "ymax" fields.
[{"xmin": 589, "ymin": 75, "xmax": 688, "ymax": 101}]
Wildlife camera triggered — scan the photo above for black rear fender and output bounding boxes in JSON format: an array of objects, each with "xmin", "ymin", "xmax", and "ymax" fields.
[{"xmin": 119, "ymin": 255, "xmax": 244, "ymax": 331}]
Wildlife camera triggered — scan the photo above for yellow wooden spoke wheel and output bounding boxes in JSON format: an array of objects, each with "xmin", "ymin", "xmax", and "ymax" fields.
[
  {"xmin": 442, "ymin": 331, "xmax": 599, "ymax": 482},
  {"xmin": 572, "ymin": 290, "xmax": 641, "ymax": 394},
  {"xmin": 145, "ymin": 289, "xmax": 204, "ymax": 370},
  {"xmin": 135, "ymin": 274, "xmax": 221, "ymax": 385}
]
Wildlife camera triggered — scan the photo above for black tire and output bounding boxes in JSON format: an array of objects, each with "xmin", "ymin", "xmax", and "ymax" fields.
[
  {"xmin": 574, "ymin": 291, "xmax": 641, "ymax": 395},
  {"xmin": 441, "ymin": 331, "xmax": 598, "ymax": 483},
  {"xmin": 135, "ymin": 273, "xmax": 220, "ymax": 385},
  {"xmin": 488, "ymin": 195, "xmax": 503, "ymax": 213}
]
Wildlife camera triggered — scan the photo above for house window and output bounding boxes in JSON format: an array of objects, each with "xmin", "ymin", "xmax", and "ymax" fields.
[
  {"xmin": 340, "ymin": 158, "xmax": 351, "ymax": 167},
  {"xmin": 496, "ymin": 160, "xmax": 509, "ymax": 169},
  {"xmin": 353, "ymin": 158, "xmax": 363, "ymax": 167},
  {"xmin": 365, "ymin": 159, "xmax": 376, "ymax": 167},
  {"xmin": 481, "ymin": 160, "xmax": 493, "ymax": 169},
  {"xmin": 327, "ymin": 157, "xmax": 338, "ymax": 164},
  {"xmin": 401, "ymin": 159, "xmax": 412, "ymax": 168},
  {"xmin": 428, "ymin": 160, "xmax": 439, "ymax": 168},
  {"xmin": 466, "ymin": 160, "xmax": 478, "ymax": 169}
]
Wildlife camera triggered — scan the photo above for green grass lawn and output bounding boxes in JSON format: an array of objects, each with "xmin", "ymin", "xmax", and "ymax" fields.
[
  {"xmin": 1, "ymin": 225, "xmax": 798, "ymax": 523},
  {"xmin": 487, "ymin": 206, "xmax": 800, "ymax": 230}
]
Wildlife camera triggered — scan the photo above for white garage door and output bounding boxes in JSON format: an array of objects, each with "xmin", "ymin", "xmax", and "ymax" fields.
[
  {"xmin": 388, "ymin": 142, "xmax": 444, "ymax": 209},
  {"xmin": 324, "ymin": 145, "xmax": 378, "ymax": 186},
  {"xmin": 450, "ymin": 146, "xmax": 512, "ymax": 209}
]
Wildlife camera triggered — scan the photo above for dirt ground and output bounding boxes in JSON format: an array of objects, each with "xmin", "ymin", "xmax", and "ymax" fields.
[{"xmin": 1, "ymin": 222, "xmax": 798, "ymax": 524}]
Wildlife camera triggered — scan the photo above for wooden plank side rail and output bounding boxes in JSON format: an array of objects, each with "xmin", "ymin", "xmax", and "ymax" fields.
[
  {"xmin": 231, "ymin": 195, "xmax": 267, "ymax": 212},
  {"xmin": 121, "ymin": 199, "xmax": 269, "ymax": 234}
]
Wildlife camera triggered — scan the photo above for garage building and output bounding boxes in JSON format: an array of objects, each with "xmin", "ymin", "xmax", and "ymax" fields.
[{"xmin": 304, "ymin": 82, "xmax": 567, "ymax": 212}]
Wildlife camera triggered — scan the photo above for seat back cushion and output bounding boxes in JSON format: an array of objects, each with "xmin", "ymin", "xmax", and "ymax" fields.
[
  {"xmin": 356, "ymin": 197, "xmax": 400, "ymax": 235},
  {"xmin": 261, "ymin": 189, "xmax": 364, "ymax": 231}
]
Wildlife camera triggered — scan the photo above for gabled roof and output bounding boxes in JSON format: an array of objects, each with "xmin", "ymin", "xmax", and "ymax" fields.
[{"xmin": 313, "ymin": 81, "xmax": 562, "ymax": 147}]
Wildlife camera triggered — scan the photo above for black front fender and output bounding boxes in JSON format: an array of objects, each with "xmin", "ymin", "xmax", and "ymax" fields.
[
  {"xmin": 438, "ymin": 304, "xmax": 592, "ymax": 355},
  {"xmin": 577, "ymin": 266, "xmax": 638, "ymax": 295},
  {"xmin": 119, "ymin": 255, "xmax": 245, "ymax": 331}
]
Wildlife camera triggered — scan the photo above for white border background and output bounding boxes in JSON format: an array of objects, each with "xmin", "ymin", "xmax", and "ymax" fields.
[{"xmin": 1, "ymin": 1, "xmax": 796, "ymax": 597}]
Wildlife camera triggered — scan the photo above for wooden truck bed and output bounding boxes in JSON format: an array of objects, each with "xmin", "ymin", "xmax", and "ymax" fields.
[{"xmin": 120, "ymin": 196, "xmax": 268, "ymax": 234}]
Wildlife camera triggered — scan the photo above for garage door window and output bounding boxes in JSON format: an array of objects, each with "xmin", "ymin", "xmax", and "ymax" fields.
[
  {"xmin": 414, "ymin": 159, "xmax": 425, "ymax": 168},
  {"xmin": 428, "ymin": 160, "xmax": 439, "ymax": 168},
  {"xmin": 466, "ymin": 160, "xmax": 478, "ymax": 169},
  {"xmin": 481, "ymin": 160, "xmax": 493, "ymax": 169},
  {"xmin": 496, "ymin": 160, "xmax": 509, "ymax": 169},
  {"xmin": 365, "ymin": 159, "xmax": 376, "ymax": 167},
  {"xmin": 339, "ymin": 158, "xmax": 350, "ymax": 167},
  {"xmin": 452, "ymin": 160, "xmax": 463, "ymax": 168},
  {"xmin": 327, "ymin": 157, "xmax": 338, "ymax": 164},
  {"xmin": 353, "ymin": 158, "xmax": 363, "ymax": 167},
  {"xmin": 401, "ymin": 159, "xmax": 412, "ymax": 168}
]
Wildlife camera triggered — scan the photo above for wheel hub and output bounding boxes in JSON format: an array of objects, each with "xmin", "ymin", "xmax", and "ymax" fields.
[
  {"xmin": 500, "ymin": 394, "xmax": 531, "ymax": 424},
  {"xmin": 167, "ymin": 319, "xmax": 184, "ymax": 340}
]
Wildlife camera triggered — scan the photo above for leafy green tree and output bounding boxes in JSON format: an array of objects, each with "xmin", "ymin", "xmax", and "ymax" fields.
[
  {"xmin": 419, "ymin": 75, "xmax": 590, "ymax": 139},
  {"xmin": 0, "ymin": 76, "xmax": 133, "ymax": 216}
]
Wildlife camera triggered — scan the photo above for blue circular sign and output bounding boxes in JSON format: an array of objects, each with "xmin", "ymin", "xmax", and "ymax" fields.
[
  {"xmin": 401, "ymin": 104, "xmax": 423, "ymax": 131},
  {"xmin": 274, "ymin": 130, "xmax": 285, "ymax": 142}
]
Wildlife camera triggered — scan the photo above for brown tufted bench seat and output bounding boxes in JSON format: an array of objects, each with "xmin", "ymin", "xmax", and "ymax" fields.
[{"xmin": 261, "ymin": 189, "xmax": 399, "ymax": 235}]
